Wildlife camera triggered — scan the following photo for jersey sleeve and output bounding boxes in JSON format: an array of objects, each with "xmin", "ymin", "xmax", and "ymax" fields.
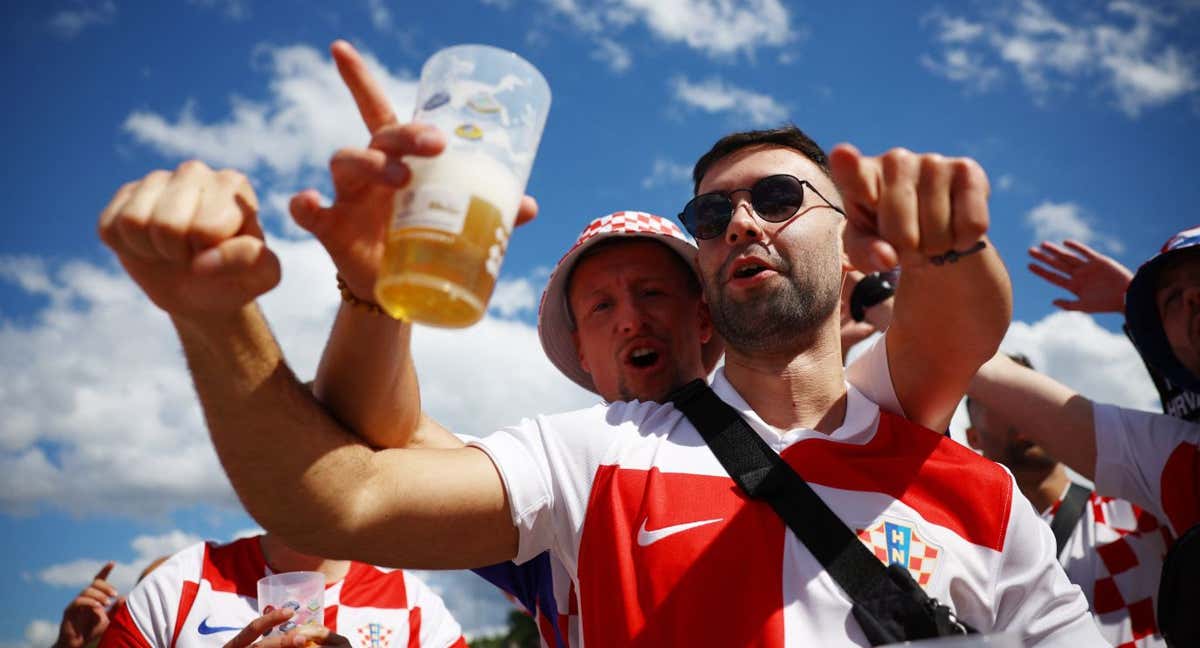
[
  {"xmin": 1093, "ymin": 402, "xmax": 1200, "ymax": 535},
  {"xmin": 467, "ymin": 405, "xmax": 616, "ymax": 566},
  {"xmin": 402, "ymin": 571, "xmax": 467, "ymax": 648},
  {"xmin": 844, "ymin": 332, "xmax": 903, "ymax": 417},
  {"xmin": 96, "ymin": 601, "xmax": 154, "ymax": 648},
  {"xmin": 98, "ymin": 544, "xmax": 199, "ymax": 648},
  {"xmin": 989, "ymin": 482, "xmax": 1107, "ymax": 645}
]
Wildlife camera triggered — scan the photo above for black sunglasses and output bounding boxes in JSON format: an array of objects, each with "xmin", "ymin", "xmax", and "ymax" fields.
[{"xmin": 678, "ymin": 174, "xmax": 845, "ymax": 240}]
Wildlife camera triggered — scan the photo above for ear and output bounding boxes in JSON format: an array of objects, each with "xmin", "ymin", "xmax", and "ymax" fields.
[
  {"xmin": 964, "ymin": 426, "xmax": 981, "ymax": 450},
  {"xmin": 573, "ymin": 329, "xmax": 591, "ymax": 375},
  {"xmin": 697, "ymin": 300, "xmax": 714, "ymax": 345}
]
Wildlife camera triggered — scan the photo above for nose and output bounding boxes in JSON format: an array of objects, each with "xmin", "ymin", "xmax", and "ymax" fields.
[
  {"xmin": 613, "ymin": 296, "xmax": 646, "ymax": 336},
  {"xmin": 724, "ymin": 195, "xmax": 761, "ymax": 245}
]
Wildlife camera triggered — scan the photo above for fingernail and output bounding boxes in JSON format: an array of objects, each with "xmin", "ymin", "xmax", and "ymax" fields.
[
  {"xmin": 383, "ymin": 160, "xmax": 410, "ymax": 185},
  {"xmin": 416, "ymin": 129, "xmax": 444, "ymax": 150},
  {"xmin": 193, "ymin": 248, "xmax": 224, "ymax": 274},
  {"xmin": 870, "ymin": 249, "xmax": 888, "ymax": 269}
]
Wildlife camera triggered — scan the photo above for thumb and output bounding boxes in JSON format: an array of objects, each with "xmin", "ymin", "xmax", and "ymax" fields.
[
  {"xmin": 289, "ymin": 189, "xmax": 325, "ymax": 234},
  {"xmin": 843, "ymin": 220, "xmax": 898, "ymax": 273},
  {"xmin": 191, "ymin": 236, "xmax": 282, "ymax": 296}
]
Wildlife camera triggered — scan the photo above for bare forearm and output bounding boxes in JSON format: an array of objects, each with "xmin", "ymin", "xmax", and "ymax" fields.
[
  {"xmin": 313, "ymin": 304, "xmax": 461, "ymax": 449},
  {"xmin": 172, "ymin": 305, "xmax": 376, "ymax": 546},
  {"xmin": 888, "ymin": 241, "xmax": 1012, "ymax": 430},
  {"xmin": 968, "ymin": 353, "xmax": 1097, "ymax": 478}
]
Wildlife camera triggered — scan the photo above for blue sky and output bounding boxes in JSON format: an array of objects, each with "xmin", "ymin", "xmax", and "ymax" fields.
[{"xmin": 1, "ymin": 0, "xmax": 1197, "ymax": 643}]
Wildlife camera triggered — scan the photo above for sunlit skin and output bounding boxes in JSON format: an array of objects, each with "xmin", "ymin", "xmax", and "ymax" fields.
[
  {"xmin": 694, "ymin": 145, "xmax": 846, "ymax": 360},
  {"xmin": 568, "ymin": 240, "xmax": 713, "ymax": 403},
  {"xmin": 1155, "ymin": 254, "xmax": 1200, "ymax": 378}
]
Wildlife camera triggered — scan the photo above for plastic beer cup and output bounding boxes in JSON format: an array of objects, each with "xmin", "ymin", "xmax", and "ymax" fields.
[
  {"xmin": 257, "ymin": 571, "xmax": 325, "ymax": 635},
  {"xmin": 374, "ymin": 45, "xmax": 551, "ymax": 327}
]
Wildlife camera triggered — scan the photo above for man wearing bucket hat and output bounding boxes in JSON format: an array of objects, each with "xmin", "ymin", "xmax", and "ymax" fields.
[{"xmin": 100, "ymin": 41, "xmax": 1097, "ymax": 646}]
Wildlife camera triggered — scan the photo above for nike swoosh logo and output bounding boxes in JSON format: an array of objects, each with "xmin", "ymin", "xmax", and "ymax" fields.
[
  {"xmin": 197, "ymin": 618, "xmax": 242, "ymax": 635},
  {"xmin": 637, "ymin": 517, "xmax": 723, "ymax": 546}
]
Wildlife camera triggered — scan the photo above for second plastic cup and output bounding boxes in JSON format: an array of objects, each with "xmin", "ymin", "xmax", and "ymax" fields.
[
  {"xmin": 374, "ymin": 44, "xmax": 551, "ymax": 328},
  {"xmin": 257, "ymin": 571, "xmax": 325, "ymax": 635}
]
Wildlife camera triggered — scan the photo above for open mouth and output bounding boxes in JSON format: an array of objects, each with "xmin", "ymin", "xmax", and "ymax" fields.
[
  {"xmin": 626, "ymin": 347, "xmax": 661, "ymax": 369},
  {"xmin": 732, "ymin": 263, "xmax": 769, "ymax": 279}
]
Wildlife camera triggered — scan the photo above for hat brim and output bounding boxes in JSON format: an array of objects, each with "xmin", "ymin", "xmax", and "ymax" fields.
[{"xmin": 537, "ymin": 232, "xmax": 724, "ymax": 396}]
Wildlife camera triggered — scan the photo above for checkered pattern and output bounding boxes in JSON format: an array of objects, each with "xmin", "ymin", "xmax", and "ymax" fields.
[
  {"xmin": 1043, "ymin": 487, "xmax": 1171, "ymax": 647},
  {"xmin": 1162, "ymin": 225, "xmax": 1200, "ymax": 253},
  {"xmin": 856, "ymin": 520, "xmax": 941, "ymax": 587},
  {"xmin": 561, "ymin": 211, "xmax": 690, "ymax": 264}
]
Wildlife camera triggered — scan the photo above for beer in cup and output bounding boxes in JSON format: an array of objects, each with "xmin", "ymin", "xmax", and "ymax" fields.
[{"xmin": 375, "ymin": 45, "xmax": 551, "ymax": 327}]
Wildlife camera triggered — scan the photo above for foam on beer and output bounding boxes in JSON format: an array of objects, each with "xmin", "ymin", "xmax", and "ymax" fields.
[{"xmin": 404, "ymin": 149, "xmax": 523, "ymax": 229}]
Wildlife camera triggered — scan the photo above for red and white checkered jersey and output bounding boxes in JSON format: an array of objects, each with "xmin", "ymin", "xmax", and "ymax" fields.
[
  {"xmin": 1094, "ymin": 402, "xmax": 1200, "ymax": 536},
  {"xmin": 98, "ymin": 535, "xmax": 466, "ymax": 648},
  {"xmin": 1042, "ymin": 483, "xmax": 1171, "ymax": 647},
  {"xmin": 469, "ymin": 363, "xmax": 1103, "ymax": 646}
]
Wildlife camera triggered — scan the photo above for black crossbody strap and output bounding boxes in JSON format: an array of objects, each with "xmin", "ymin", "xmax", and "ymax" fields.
[
  {"xmin": 668, "ymin": 379, "xmax": 906, "ymax": 605},
  {"xmin": 1050, "ymin": 483, "xmax": 1091, "ymax": 556}
]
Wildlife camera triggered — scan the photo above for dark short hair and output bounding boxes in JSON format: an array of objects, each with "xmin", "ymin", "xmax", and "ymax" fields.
[
  {"xmin": 692, "ymin": 124, "xmax": 832, "ymax": 195},
  {"xmin": 966, "ymin": 353, "xmax": 1034, "ymax": 424}
]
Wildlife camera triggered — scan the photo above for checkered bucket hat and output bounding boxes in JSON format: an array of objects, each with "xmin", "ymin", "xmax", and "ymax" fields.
[{"xmin": 537, "ymin": 211, "xmax": 724, "ymax": 394}]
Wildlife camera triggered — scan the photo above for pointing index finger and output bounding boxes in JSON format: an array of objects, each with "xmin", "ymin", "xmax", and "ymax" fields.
[
  {"xmin": 94, "ymin": 561, "xmax": 115, "ymax": 582},
  {"xmin": 331, "ymin": 40, "xmax": 398, "ymax": 135}
]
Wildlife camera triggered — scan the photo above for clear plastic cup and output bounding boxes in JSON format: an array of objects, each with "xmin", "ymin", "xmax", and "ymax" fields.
[
  {"xmin": 375, "ymin": 44, "xmax": 552, "ymax": 328},
  {"xmin": 257, "ymin": 571, "xmax": 325, "ymax": 635}
]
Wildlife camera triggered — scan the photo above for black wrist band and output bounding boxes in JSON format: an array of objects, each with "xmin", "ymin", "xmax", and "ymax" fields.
[
  {"xmin": 850, "ymin": 272, "xmax": 896, "ymax": 322},
  {"xmin": 930, "ymin": 240, "xmax": 987, "ymax": 266}
]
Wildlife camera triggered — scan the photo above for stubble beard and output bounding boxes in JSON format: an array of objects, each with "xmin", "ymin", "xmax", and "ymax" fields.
[{"xmin": 705, "ymin": 257, "xmax": 840, "ymax": 356}]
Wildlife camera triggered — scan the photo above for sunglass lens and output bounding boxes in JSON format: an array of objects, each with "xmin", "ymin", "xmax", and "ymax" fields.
[
  {"xmin": 752, "ymin": 175, "xmax": 805, "ymax": 221},
  {"xmin": 692, "ymin": 194, "xmax": 732, "ymax": 239}
]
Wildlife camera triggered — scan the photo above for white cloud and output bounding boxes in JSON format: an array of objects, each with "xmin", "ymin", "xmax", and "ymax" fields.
[
  {"xmin": 536, "ymin": 0, "xmax": 792, "ymax": 59},
  {"xmin": 411, "ymin": 569, "xmax": 519, "ymax": 637},
  {"xmin": 642, "ymin": 157, "xmax": 692, "ymax": 189},
  {"xmin": 591, "ymin": 38, "xmax": 633, "ymax": 73},
  {"xmin": 48, "ymin": 0, "xmax": 115, "ymax": 39},
  {"xmin": 1024, "ymin": 201, "xmax": 1124, "ymax": 253},
  {"xmin": 1001, "ymin": 311, "xmax": 1159, "ymax": 411},
  {"xmin": 488, "ymin": 278, "xmax": 538, "ymax": 318},
  {"xmin": 996, "ymin": 174, "xmax": 1015, "ymax": 191},
  {"xmin": 365, "ymin": 0, "xmax": 392, "ymax": 31},
  {"xmin": 122, "ymin": 44, "xmax": 417, "ymax": 180},
  {"xmin": 23, "ymin": 621, "xmax": 57, "ymax": 648},
  {"xmin": 615, "ymin": 0, "xmax": 791, "ymax": 58},
  {"xmin": 671, "ymin": 76, "xmax": 788, "ymax": 126},
  {"xmin": 37, "ymin": 530, "xmax": 202, "ymax": 595},
  {"xmin": 0, "ymin": 237, "xmax": 593, "ymax": 518},
  {"xmin": 923, "ymin": 1, "xmax": 1200, "ymax": 117},
  {"xmin": 945, "ymin": 310, "xmax": 1161, "ymax": 442},
  {"xmin": 187, "ymin": 0, "xmax": 251, "ymax": 21}
]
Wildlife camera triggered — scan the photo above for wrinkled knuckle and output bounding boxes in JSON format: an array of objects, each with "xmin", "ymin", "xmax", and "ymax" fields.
[
  {"xmin": 145, "ymin": 169, "xmax": 171, "ymax": 185},
  {"xmin": 881, "ymin": 148, "xmax": 916, "ymax": 177},
  {"xmin": 176, "ymin": 159, "xmax": 210, "ymax": 175},
  {"xmin": 215, "ymin": 168, "xmax": 246, "ymax": 186}
]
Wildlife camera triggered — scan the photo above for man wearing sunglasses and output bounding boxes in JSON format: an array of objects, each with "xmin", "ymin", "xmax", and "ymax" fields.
[{"xmin": 103, "ymin": 42, "xmax": 1101, "ymax": 646}]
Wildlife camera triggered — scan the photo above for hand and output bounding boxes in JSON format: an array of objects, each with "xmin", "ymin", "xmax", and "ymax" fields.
[
  {"xmin": 222, "ymin": 608, "xmax": 351, "ymax": 648},
  {"xmin": 54, "ymin": 562, "xmax": 120, "ymax": 648},
  {"xmin": 1027, "ymin": 239, "xmax": 1133, "ymax": 313},
  {"xmin": 98, "ymin": 161, "xmax": 279, "ymax": 321},
  {"xmin": 289, "ymin": 40, "xmax": 538, "ymax": 302},
  {"xmin": 830, "ymin": 145, "xmax": 989, "ymax": 272}
]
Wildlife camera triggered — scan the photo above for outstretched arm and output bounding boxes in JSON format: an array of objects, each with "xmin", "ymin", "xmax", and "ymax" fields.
[
  {"xmin": 833, "ymin": 146, "xmax": 1012, "ymax": 432},
  {"xmin": 98, "ymin": 163, "xmax": 518, "ymax": 568},
  {"xmin": 966, "ymin": 353, "xmax": 1097, "ymax": 478},
  {"xmin": 299, "ymin": 41, "xmax": 535, "ymax": 451}
]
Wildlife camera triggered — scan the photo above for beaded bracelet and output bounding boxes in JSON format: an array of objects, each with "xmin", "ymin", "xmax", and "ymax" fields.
[{"xmin": 335, "ymin": 275, "xmax": 390, "ymax": 317}]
